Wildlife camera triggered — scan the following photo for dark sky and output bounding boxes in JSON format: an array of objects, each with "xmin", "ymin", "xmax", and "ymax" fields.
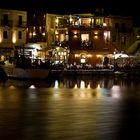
[{"xmin": 1, "ymin": 0, "xmax": 140, "ymax": 25}]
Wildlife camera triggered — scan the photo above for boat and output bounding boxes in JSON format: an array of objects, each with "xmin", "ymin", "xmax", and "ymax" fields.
[
  {"xmin": 1, "ymin": 57, "xmax": 50, "ymax": 80},
  {"xmin": 114, "ymin": 70, "xmax": 127, "ymax": 76}
]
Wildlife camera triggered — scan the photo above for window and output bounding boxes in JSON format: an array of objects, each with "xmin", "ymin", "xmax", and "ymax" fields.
[
  {"xmin": 115, "ymin": 23, "xmax": 119, "ymax": 29},
  {"xmin": 3, "ymin": 31, "xmax": 8, "ymax": 39},
  {"xmin": 82, "ymin": 18, "xmax": 91, "ymax": 26},
  {"xmin": 95, "ymin": 18, "xmax": 103, "ymax": 26},
  {"xmin": 121, "ymin": 23, "xmax": 126, "ymax": 30},
  {"xmin": 18, "ymin": 15, "xmax": 22, "ymax": 26},
  {"xmin": 18, "ymin": 31, "xmax": 22, "ymax": 39},
  {"xmin": 104, "ymin": 31, "xmax": 110, "ymax": 43},
  {"xmin": 81, "ymin": 34, "xmax": 89, "ymax": 41},
  {"xmin": 81, "ymin": 34, "xmax": 90, "ymax": 46},
  {"xmin": 3, "ymin": 14, "xmax": 8, "ymax": 26},
  {"xmin": 121, "ymin": 36, "xmax": 126, "ymax": 44}
]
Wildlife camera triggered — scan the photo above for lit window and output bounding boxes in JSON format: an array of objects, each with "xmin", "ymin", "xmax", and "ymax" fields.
[
  {"xmin": 81, "ymin": 34, "xmax": 89, "ymax": 41},
  {"xmin": 81, "ymin": 58, "xmax": 86, "ymax": 63},
  {"xmin": 104, "ymin": 31, "xmax": 110, "ymax": 43}
]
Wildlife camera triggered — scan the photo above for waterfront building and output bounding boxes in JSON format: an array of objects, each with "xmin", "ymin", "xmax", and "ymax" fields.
[
  {"xmin": 0, "ymin": 9, "xmax": 27, "ymax": 60},
  {"xmin": 27, "ymin": 13, "xmax": 69, "ymax": 62},
  {"xmin": 27, "ymin": 11, "xmax": 136, "ymax": 66},
  {"xmin": 52, "ymin": 13, "xmax": 134, "ymax": 65}
]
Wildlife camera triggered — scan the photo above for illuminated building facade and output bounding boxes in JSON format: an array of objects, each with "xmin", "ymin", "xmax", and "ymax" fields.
[
  {"xmin": 27, "ymin": 12, "xmax": 134, "ymax": 65},
  {"xmin": 0, "ymin": 9, "xmax": 27, "ymax": 59},
  {"xmin": 51, "ymin": 13, "xmax": 134, "ymax": 65}
]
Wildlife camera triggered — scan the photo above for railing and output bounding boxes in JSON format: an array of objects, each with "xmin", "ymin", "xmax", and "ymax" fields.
[
  {"xmin": 17, "ymin": 21, "xmax": 27, "ymax": 28},
  {"xmin": 0, "ymin": 20, "xmax": 13, "ymax": 27}
]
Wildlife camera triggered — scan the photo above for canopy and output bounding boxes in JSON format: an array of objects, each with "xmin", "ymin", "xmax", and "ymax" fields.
[{"xmin": 114, "ymin": 53, "xmax": 129, "ymax": 59}]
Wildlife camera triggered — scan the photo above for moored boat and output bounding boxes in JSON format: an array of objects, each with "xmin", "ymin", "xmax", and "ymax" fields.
[{"xmin": 1, "ymin": 57, "xmax": 50, "ymax": 80}]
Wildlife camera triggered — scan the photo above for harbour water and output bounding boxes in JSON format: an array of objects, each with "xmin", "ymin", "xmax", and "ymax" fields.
[{"xmin": 0, "ymin": 75, "xmax": 140, "ymax": 140}]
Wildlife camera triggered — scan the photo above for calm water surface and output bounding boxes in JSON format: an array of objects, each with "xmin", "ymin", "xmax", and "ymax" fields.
[{"xmin": 0, "ymin": 75, "xmax": 140, "ymax": 140}]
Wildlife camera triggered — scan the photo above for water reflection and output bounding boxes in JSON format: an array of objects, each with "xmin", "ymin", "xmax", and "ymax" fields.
[
  {"xmin": 0, "ymin": 75, "xmax": 139, "ymax": 101},
  {"xmin": 1, "ymin": 75, "xmax": 140, "ymax": 90},
  {"xmin": 0, "ymin": 76, "xmax": 140, "ymax": 139},
  {"xmin": 0, "ymin": 75, "xmax": 115, "ymax": 89}
]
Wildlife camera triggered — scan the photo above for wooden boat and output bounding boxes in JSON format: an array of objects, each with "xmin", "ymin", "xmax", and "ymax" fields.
[{"xmin": 1, "ymin": 57, "xmax": 50, "ymax": 80}]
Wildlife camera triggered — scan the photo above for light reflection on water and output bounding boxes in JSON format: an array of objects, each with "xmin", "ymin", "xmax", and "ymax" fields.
[{"xmin": 0, "ymin": 75, "xmax": 140, "ymax": 139}]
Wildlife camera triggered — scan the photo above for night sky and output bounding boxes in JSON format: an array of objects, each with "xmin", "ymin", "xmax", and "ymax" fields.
[{"xmin": 1, "ymin": 0, "xmax": 140, "ymax": 25}]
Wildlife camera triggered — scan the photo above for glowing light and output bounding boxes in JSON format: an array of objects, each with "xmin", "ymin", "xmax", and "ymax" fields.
[
  {"xmin": 55, "ymin": 31, "xmax": 58, "ymax": 35},
  {"xmin": 80, "ymin": 80, "xmax": 85, "ymax": 89},
  {"xmin": 73, "ymin": 35, "xmax": 78, "ymax": 38},
  {"xmin": 96, "ymin": 54, "xmax": 102, "ymax": 58},
  {"xmin": 80, "ymin": 58, "xmax": 86, "ymax": 63},
  {"xmin": 87, "ymin": 84, "xmax": 91, "ymax": 89},
  {"xmin": 54, "ymin": 80, "xmax": 59, "ymax": 88},
  {"xmin": 111, "ymin": 86, "xmax": 121, "ymax": 98},
  {"xmin": 94, "ymin": 31, "xmax": 98, "ymax": 35},
  {"xmin": 29, "ymin": 32, "xmax": 32, "ymax": 38},
  {"xmin": 70, "ymin": 15, "xmax": 73, "ymax": 22},
  {"xmin": 104, "ymin": 32, "xmax": 107, "ymax": 37},
  {"xmin": 0, "ymin": 30, "xmax": 2, "ymax": 43},
  {"xmin": 89, "ymin": 18, "xmax": 91, "ymax": 22},
  {"xmin": 42, "ymin": 32, "xmax": 45, "ymax": 36},
  {"xmin": 87, "ymin": 54, "xmax": 92, "ymax": 58},
  {"xmin": 97, "ymin": 84, "xmax": 100, "ymax": 89},
  {"xmin": 33, "ymin": 32, "xmax": 36, "ymax": 36},
  {"xmin": 75, "ymin": 54, "xmax": 79, "ymax": 57},
  {"xmin": 103, "ymin": 23, "xmax": 107, "ymax": 26},
  {"xmin": 55, "ymin": 18, "xmax": 59, "ymax": 24},
  {"xmin": 32, "ymin": 49, "xmax": 38, "ymax": 56},
  {"xmin": 94, "ymin": 35, "xmax": 98, "ymax": 39},
  {"xmin": 73, "ymin": 30, "xmax": 78, "ymax": 35},
  {"xmin": 63, "ymin": 52, "xmax": 67, "ymax": 56},
  {"xmin": 74, "ymin": 84, "xmax": 78, "ymax": 89},
  {"xmin": 29, "ymin": 85, "xmax": 36, "ymax": 89},
  {"xmin": 12, "ymin": 31, "xmax": 16, "ymax": 43}
]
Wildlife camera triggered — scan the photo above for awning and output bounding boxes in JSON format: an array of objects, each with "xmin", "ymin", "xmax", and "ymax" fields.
[{"xmin": 114, "ymin": 53, "xmax": 129, "ymax": 59}]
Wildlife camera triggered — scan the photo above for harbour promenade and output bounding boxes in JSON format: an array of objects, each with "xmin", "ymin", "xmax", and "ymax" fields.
[
  {"xmin": 51, "ymin": 69, "xmax": 115, "ymax": 76},
  {"xmin": 0, "ymin": 64, "xmax": 140, "ymax": 80},
  {"xmin": 50, "ymin": 67, "xmax": 140, "ymax": 78}
]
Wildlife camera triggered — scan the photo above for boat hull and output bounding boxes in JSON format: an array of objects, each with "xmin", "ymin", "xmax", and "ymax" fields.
[{"xmin": 2, "ymin": 65, "xmax": 50, "ymax": 79}]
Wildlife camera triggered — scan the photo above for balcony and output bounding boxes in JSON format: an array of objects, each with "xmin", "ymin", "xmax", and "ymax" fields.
[
  {"xmin": 1, "ymin": 20, "xmax": 13, "ymax": 27},
  {"xmin": 52, "ymin": 40, "xmax": 68, "ymax": 47},
  {"xmin": 17, "ymin": 21, "xmax": 27, "ymax": 28}
]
